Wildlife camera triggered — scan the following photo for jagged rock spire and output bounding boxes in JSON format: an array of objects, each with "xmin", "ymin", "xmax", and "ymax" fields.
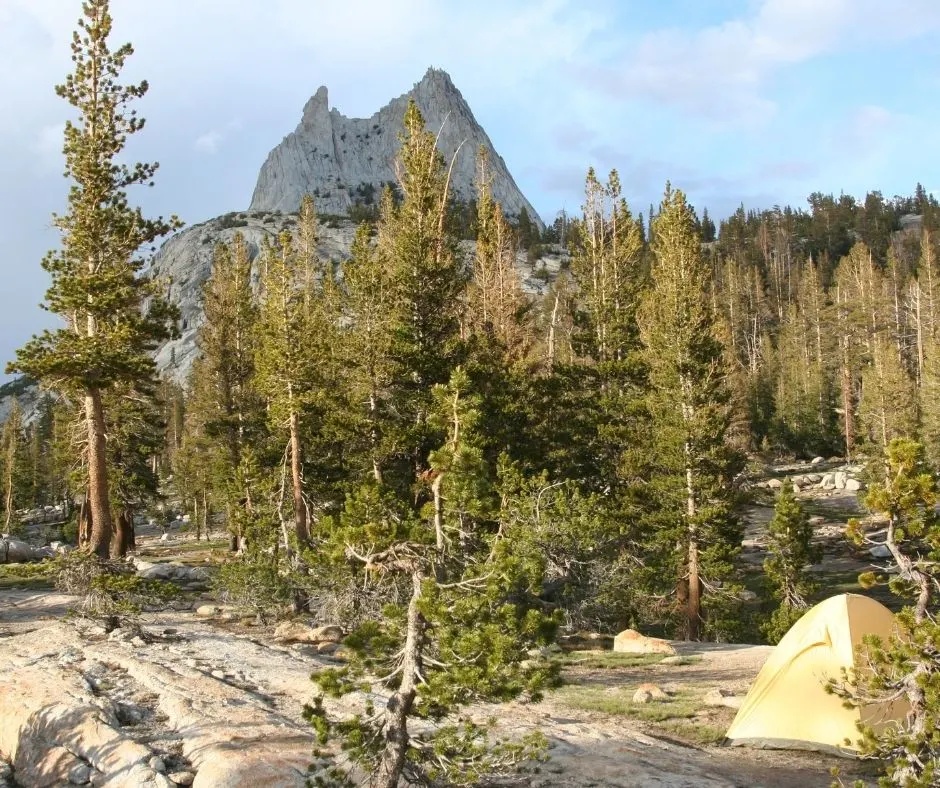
[{"xmin": 249, "ymin": 68, "xmax": 541, "ymax": 226}]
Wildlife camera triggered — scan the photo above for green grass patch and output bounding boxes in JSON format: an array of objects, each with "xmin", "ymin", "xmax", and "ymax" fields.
[
  {"xmin": 0, "ymin": 561, "xmax": 56, "ymax": 590},
  {"xmin": 554, "ymin": 684, "xmax": 730, "ymax": 747},
  {"xmin": 658, "ymin": 719, "xmax": 728, "ymax": 746},
  {"xmin": 555, "ymin": 685, "xmax": 700, "ymax": 722},
  {"xmin": 556, "ymin": 651, "xmax": 667, "ymax": 669}
]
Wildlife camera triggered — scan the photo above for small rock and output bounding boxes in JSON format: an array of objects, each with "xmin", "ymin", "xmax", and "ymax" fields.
[
  {"xmin": 68, "ymin": 763, "xmax": 92, "ymax": 784},
  {"xmin": 169, "ymin": 771, "xmax": 195, "ymax": 786},
  {"xmin": 806, "ymin": 474, "xmax": 822, "ymax": 484},
  {"xmin": 210, "ymin": 670, "xmax": 227, "ymax": 680},
  {"xmin": 809, "ymin": 515, "xmax": 825, "ymax": 525},
  {"xmin": 613, "ymin": 629, "xmax": 676, "ymax": 656},
  {"xmin": 659, "ymin": 655, "xmax": 684, "ymax": 665},
  {"xmin": 869, "ymin": 544, "xmax": 892, "ymax": 559},
  {"xmin": 195, "ymin": 604, "xmax": 236, "ymax": 618},
  {"xmin": 703, "ymin": 688, "xmax": 740, "ymax": 708},
  {"xmin": 767, "ymin": 478, "xmax": 783, "ymax": 490},
  {"xmin": 846, "ymin": 478, "xmax": 863, "ymax": 492},
  {"xmin": 632, "ymin": 689, "xmax": 654, "ymax": 703},
  {"xmin": 738, "ymin": 590, "xmax": 758, "ymax": 602},
  {"xmin": 273, "ymin": 621, "xmax": 344, "ymax": 644},
  {"xmin": 149, "ymin": 756, "xmax": 167, "ymax": 774},
  {"xmin": 635, "ymin": 682, "xmax": 667, "ymax": 700},
  {"xmin": 811, "ymin": 456, "xmax": 825, "ymax": 465}
]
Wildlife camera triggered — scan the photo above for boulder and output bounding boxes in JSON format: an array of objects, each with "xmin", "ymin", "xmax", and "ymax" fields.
[
  {"xmin": 137, "ymin": 562, "xmax": 210, "ymax": 584},
  {"xmin": 792, "ymin": 484, "xmax": 802, "ymax": 495},
  {"xmin": 834, "ymin": 472, "xmax": 848, "ymax": 490},
  {"xmin": 738, "ymin": 590, "xmax": 758, "ymax": 602},
  {"xmin": 806, "ymin": 474, "xmax": 822, "ymax": 484},
  {"xmin": 194, "ymin": 604, "xmax": 239, "ymax": 619},
  {"xmin": 273, "ymin": 621, "xmax": 344, "ymax": 645},
  {"xmin": 846, "ymin": 478, "xmax": 863, "ymax": 492},
  {"xmin": 811, "ymin": 456, "xmax": 825, "ymax": 465},
  {"xmin": 820, "ymin": 473, "xmax": 836, "ymax": 490},
  {"xmin": 169, "ymin": 773, "xmax": 195, "ymax": 786},
  {"xmin": 869, "ymin": 544, "xmax": 892, "ymax": 559},
  {"xmin": 0, "ymin": 539, "xmax": 45, "ymax": 564},
  {"xmin": 633, "ymin": 683, "xmax": 667, "ymax": 703},
  {"xmin": 703, "ymin": 688, "xmax": 741, "ymax": 708},
  {"xmin": 766, "ymin": 478, "xmax": 783, "ymax": 490},
  {"xmin": 613, "ymin": 629, "xmax": 676, "ymax": 656}
]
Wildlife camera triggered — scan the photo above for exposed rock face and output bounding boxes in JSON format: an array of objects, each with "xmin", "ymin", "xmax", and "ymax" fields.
[
  {"xmin": 149, "ymin": 213, "xmax": 357, "ymax": 381},
  {"xmin": 149, "ymin": 211, "xmax": 564, "ymax": 382},
  {"xmin": 249, "ymin": 68, "xmax": 542, "ymax": 227}
]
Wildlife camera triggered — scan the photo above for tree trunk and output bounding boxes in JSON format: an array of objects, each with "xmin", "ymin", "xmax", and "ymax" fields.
[
  {"xmin": 547, "ymin": 291, "xmax": 561, "ymax": 369},
  {"xmin": 289, "ymin": 409, "xmax": 309, "ymax": 545},
  {"xmin": 127, "ymin": 508, "xmax": 136, "ymax": 551},
  {"xmin": 85, "ymin": 388, "xmax": 113, "ymax": 558},
  {"xmin": 110, "ymin": 507, "xmax": 134, "ymax": 558},
  {"xmin": 4, "ymin": 442, "xmax": 14, "ymax": 533},
  {"xmin": 840, "ymin": 349, "xmax": 854, "ymax": 462},
  {"xmin": 370, "ymin": 388, "xmax": 384, "ymax": 485},
  {"xmin": 78, "ymin": 499, "xmax": 92, "ymax": 549},
  {"xmin": 685, "ymin": 460, "xmax": 701, "ymax": 641},
  {"xmin": 432, "ymin": 472, "xmax": 445, "ymax": 551},
  {"xmin": 374, "ymin": 572, "xmax": 423, "ymax": 788}
]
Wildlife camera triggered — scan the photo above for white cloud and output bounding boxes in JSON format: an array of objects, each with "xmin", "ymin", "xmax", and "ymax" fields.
[
  {"xmin": 194, "ymin": 131, "xmax": 223, "ymax": 155},
  {"xmin": 585, "ymin": 0, "xmax": 940, "ymax": 125}
]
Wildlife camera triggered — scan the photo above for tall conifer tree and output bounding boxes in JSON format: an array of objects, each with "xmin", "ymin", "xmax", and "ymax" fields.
[
  {"xmin": 638, "ymin": 184, "xmax": 744, "ymax": 640},
  {"xmin": 7, "ymin": 0, "xmax": 178, "ymax": 556}
]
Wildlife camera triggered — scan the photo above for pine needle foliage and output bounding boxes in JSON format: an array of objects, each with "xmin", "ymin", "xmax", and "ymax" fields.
[{"xmin": 7, "ymin": 0, "xmax": 179, "ymax": 556}]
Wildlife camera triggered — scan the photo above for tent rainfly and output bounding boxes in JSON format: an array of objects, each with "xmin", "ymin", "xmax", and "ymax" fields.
[{"xmin": 725, "ymin": 593, "xmax": 908, "ymax": 755}]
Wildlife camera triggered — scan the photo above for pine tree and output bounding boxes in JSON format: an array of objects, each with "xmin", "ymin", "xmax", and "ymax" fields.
[
  {"xmin": 921, "ymin": 336, "xmax": 940, "ymax": 466},
  {"xmin": 762, "ymin": 482, "xmax": 821, "ymax": 643},
  {"xmin": 105, "ymin": 383, "xmax": 165, "ymax": 556},
  {"xmin": 467, "ymin": 148, "xmax": 531, "ymax": 364},
  {"xmin": 6, "ymin": 0, "xmax": 179, "ymax": 557},
  {"xmin": 859, "ymin": 334, "xmax": 917, "ymax": 452},
  {"xmin": 181, "ymin": 233, "xmax": 263, "ymax": 547},
  {"xmin": 308, "ymin": 370, "xmax": 554, "ymax": 788},
  {"xmin": 378, "ymin": 99, "xmax": 466, "ymax": 490},
  {"xmin": 255, "ymin": 230, "xmax": 318, "ymax": 548},
  {"xmin": 833, "ymin": 439, "xmax": 940, "ymax": 786},
  {"xmin": 1, "ymin": 399, "xmax": 27, "ymax": 533},
  {"xmin": 638, "ymin": 183, "xmax": 745, "ymax": 640},
  {"xmin": 305, "ymin": 105, "xmax": 553, "ymax": 788},
  {"xmin": 341, "ymin": 218, "xmax": 393, "ymax": 483}
]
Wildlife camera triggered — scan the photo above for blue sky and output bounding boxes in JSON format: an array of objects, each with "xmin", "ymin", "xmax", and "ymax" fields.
[{"xmin": 1, "ymin": 0, "xmax": 939, "ymax": 372}]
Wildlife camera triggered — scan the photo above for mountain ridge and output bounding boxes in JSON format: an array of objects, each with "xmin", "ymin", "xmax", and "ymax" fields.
[{"xmin": 249, "ymin": 67, "xmax": 543, "ymax": 227}]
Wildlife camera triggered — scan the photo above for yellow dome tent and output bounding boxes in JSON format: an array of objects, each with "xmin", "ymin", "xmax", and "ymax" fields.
[{"xmin": 726, "ymin": 593, "xmax": 908, "ymax": 755}]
